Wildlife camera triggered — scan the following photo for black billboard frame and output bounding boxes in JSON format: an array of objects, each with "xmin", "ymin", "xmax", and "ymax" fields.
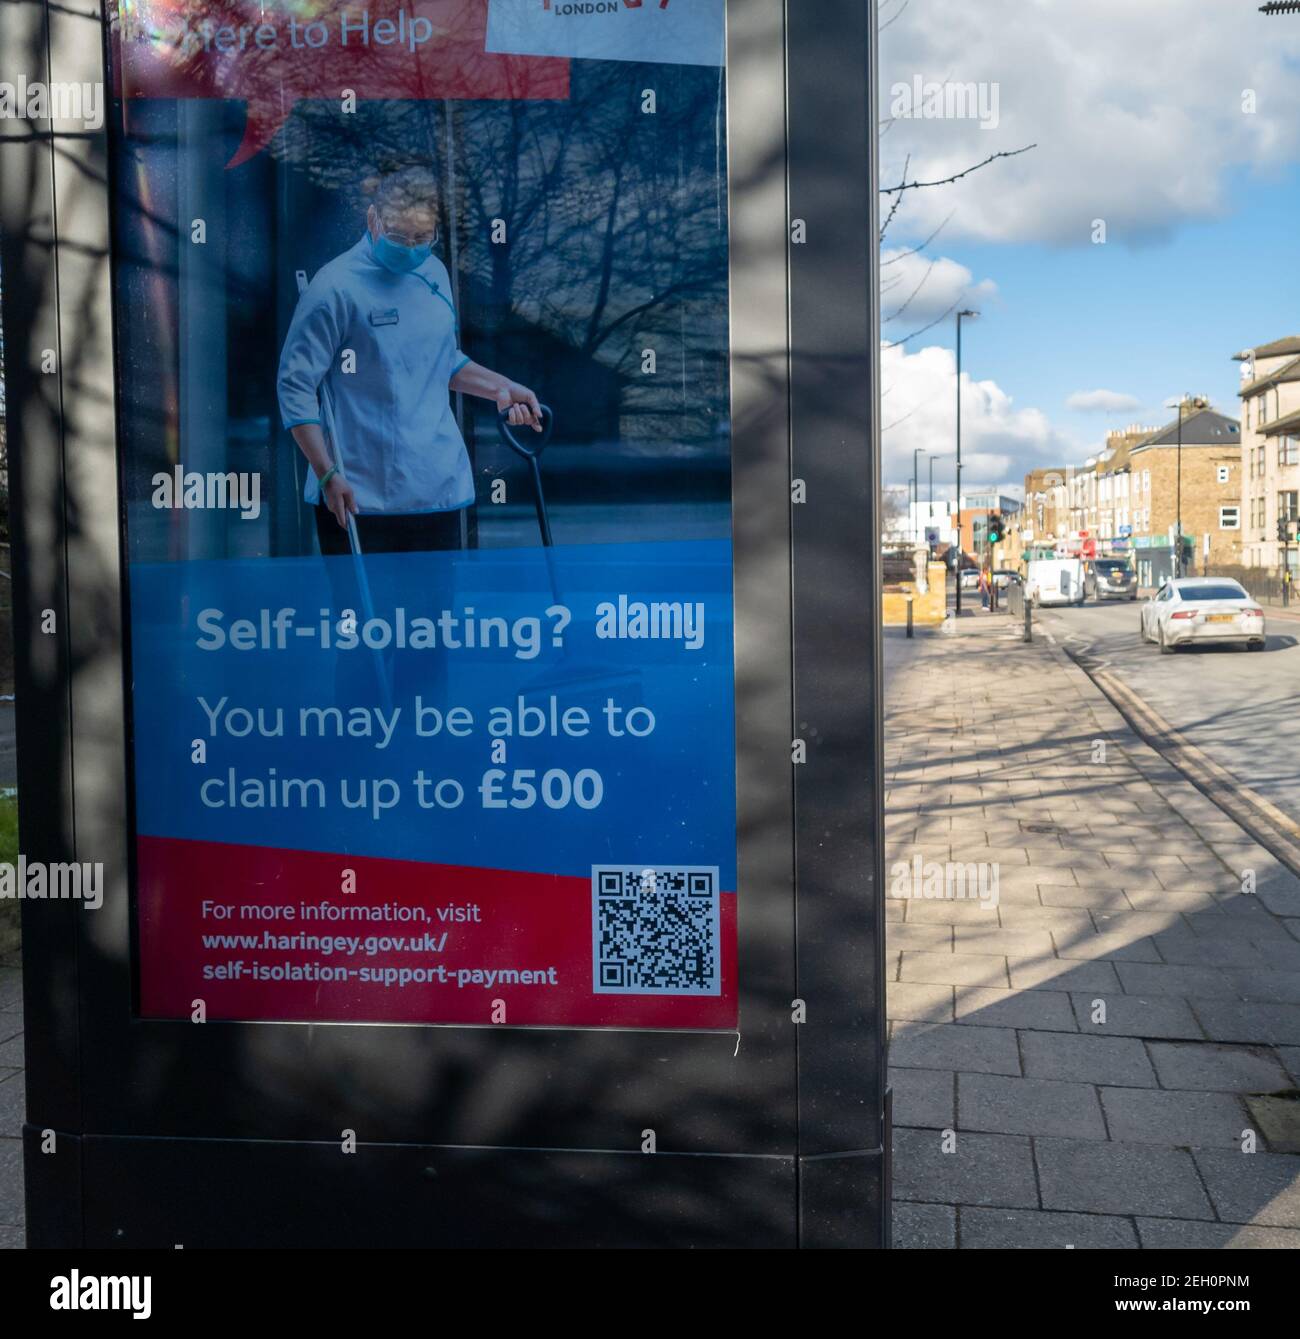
[{"xmin": 2, "ymin": 0, "xmax": 888, "ymax": 1248}]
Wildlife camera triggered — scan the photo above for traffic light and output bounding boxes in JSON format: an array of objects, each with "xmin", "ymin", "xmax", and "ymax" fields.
[
  {"xmin": 1280, "ymin": 519, "xmax": 1289, "ymax": 543},
  {"xmin": 987, "ymin": 512, "xmax": 1003, "ymax": 544}
]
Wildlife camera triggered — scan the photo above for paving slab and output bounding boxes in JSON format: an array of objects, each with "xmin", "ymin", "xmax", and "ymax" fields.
[
  {"xmin": 954, "ymin": 987, "xmax": 1077, "ymax": 1032},
  {"xmin": 1071, "ymin": 990, "xmax": 1204, "ymax": 1039},
  {"xmin": 1099, "ymin": 1087, "xmax": 1247, "ymax": 1149},
  {"xmin": 1135, "ymin": 1218, "xmax": 1300, "ymax": 1249},
  {"xmin": 958, "ymin": 1073, "xmax": 1107, "ymax": 1139},
  {"xmin": 1148, "ymin": 1041, "xmax": 1290, "ymax": 1093},
  {"xmin": 1007, "ymin": 957, "xmax": 1121, "ymax": 993},
  {"xmin": 887, "ymin": 981, "xmax": 955, "ymax": 1024},
  {"xmin": 1222, "ymin": 968, "xmax": 1300, "ymax": 1005},
  {"xmin": 892, "ymin": 1201, "xmax": 956, "ymax": 1249},
  {"xmin": 1114, "ymin": 962, "xmax": 1240, "ymax": 1000},
  {"xmin": 1035, "ymin": 1138, "xmax": 1213, "ymax": 1219},
  {"xmin": 997, "ymin": 906, "xmax": 1095, "ymax": 933},
  {"xmin": 889, "ymin": 1022, "xmax": 1021, "ymax": 1075},
  {"xmin": 1150, "ymin": 932, "xmax": 1272, "ymax": 969},
  {"xmin": 1053, "ymin": 930, "xmax": 1161, "ymax": 962},
  {"xmin": 890, "ymin": 1067, "xmax": 954, "ymax": 1129},
  {"xmin": 1242, "ymin": 1095, "xmax": 1300, "ymax": 1154},
  {"xmin": 961, "ymin": 1206, "xmax": 1138, "ymax": 1250},
  {"xmin": 1192, "ymin": 1148, "xmax": 1300, "ymax": 1227},
  {"xmin": 886, "ymin": 924, "xmax": 954, "ymax": 953},
  {"xmin": 892, "ymin": 1127, "xmax": 1038, "ymax": 1210},
  {"xmin": 0, "ymin": 1140, "xmax": 23, "ymax": 1227},
  {"xmin": 899, "ymin": 951, "xmax": 1009, "ymax": 988},
  {"xmin": 0, "ymin": 1073, "xmax": 22, "ymax": 1140},
  {"xmin": 902, "ymin": 901, "xmax": 1001, "ymax": 925},
  {"xmin": 1193, "ymin": 1001, "xmax": 1300, "ymax": 1047},
  {"xmin": 952, "ymin": 927, "xmax": 1055, "ymax": 958},
  {"xmin": 1021, "ymin": 1031, "xmax": 1156, "ymax": 1088}
]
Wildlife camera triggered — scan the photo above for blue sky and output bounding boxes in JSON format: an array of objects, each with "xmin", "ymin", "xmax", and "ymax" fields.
[
  {"xmin": 877, "ymin": 0, "xmax": 1300, "ymax": 497},
  {"xmin": 936, "ymin": 162, "xmax": 1300, "ymax": 461}
]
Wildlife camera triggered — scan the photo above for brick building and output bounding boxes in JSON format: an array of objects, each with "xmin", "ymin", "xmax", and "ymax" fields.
[
  {"xmin": 1020, "ymin": 467, "xmax": 1074, "ymax": 551},
  {"xmin": 1234, "ymin": 335, "xmax": 1300, "ymax": 573},
  {"xmin": 1092, "ymin": 424, "xmax": 1158, "ymax": 556},
  {"xmin": 1128, "ymin": 400, "xmax": 1241, "ymax": 586}
]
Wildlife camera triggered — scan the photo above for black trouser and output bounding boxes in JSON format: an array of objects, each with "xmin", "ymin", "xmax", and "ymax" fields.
[
  {"xmin": 314, "ymin": 505, "xmax": 464, "ymax": 705},
  {"xmin": 314, "ymin": 505, "xmax": 464, "ymax": 556}
]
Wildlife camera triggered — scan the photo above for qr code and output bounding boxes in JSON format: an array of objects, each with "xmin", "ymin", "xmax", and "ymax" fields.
[{"xmin": 592, "ymin": 866, "xmax": 721, "ymax": 996}]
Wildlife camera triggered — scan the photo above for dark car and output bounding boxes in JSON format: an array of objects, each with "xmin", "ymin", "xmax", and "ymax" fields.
[{"xmin": 1087, "ymin": 558, "xmax": 1137, "ymax": 601}]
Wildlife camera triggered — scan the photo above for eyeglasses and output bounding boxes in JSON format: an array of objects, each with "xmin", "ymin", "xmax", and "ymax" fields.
[{"xmin": 381, "ymin": 221, "xmax": 438, "ymax": 249}]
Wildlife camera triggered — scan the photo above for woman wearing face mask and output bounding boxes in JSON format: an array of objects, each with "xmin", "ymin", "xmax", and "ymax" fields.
[{"xmin": 277, "ymin": 163, "xmax": 542, "ymax": 555}]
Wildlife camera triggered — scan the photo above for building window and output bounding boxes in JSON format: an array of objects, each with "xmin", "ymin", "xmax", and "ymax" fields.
[
  {"xmin": 1219, "ymin": 507, "xmax": 1240, "ymax": 530},
  {"xmin": 1217, "ymin": 465, "xmax": 1230, "ymax": 483},
  {"xmin": 1280, "ymin": 437, "xmax": 1299, "ymax": 467},
  {"xmin": 1281, "ymin": 491, "xmax": 1299, "ymax": 522}
]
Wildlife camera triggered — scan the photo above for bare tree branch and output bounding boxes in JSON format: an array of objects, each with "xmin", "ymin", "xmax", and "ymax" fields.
[
  {"xmin": 881, "ymin": 298, "xmax": 961, "ymax": 350},
  {"xmin": 882, "ymin": 143, "xmax": 1037, "ymax": 195}
]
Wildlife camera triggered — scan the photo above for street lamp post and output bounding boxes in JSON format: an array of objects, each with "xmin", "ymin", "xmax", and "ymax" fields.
[{"xmin": 954, "ymin": 309, "xmax": 979, "ymax": 613}]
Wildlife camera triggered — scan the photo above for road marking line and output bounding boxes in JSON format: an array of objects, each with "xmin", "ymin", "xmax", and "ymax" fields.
[{"xmin": 1073, "ymin": 654, "xmax": 1300, "ymax": 878}]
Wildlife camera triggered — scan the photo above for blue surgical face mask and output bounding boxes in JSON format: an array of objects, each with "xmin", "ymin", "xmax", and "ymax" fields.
[{"xmin": 372, "ymin": 223, "xmax": 433, "ymax": 274}]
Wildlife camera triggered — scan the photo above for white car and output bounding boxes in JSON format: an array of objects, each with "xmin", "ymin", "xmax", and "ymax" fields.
[{"xmin": 1140, "ymin": 577, "xmax": 1266, "ymax": 654}]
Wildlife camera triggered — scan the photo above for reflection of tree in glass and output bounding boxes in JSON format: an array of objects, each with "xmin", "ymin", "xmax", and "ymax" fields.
[
  {"xmin": 454, "ymin": 65, "xmax": 728, "ymax": 450},
  {"xmin": 280, "ymin": 62, "xmax": 729, "ymax": 454}
]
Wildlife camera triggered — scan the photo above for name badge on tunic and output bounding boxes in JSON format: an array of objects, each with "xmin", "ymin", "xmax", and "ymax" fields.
[{"xmin": 369, "ymin": 308, "xmax": 400, "ymax": 326}]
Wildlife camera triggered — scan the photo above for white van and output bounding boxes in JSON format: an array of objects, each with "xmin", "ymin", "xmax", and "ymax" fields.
[{"xmin": 1026, "ymin": 556, "xmax": 1086, "ymax": 607}]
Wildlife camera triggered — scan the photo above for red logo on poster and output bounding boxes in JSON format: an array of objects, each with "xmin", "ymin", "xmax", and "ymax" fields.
[{"xmin": 114, "ymin": 0, "xmax": 571, "ymax": 167}]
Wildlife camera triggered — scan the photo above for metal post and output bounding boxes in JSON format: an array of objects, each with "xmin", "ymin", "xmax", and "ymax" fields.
[
  {"xmin": 913, "ymin": 446, "xmax": 924, "ymax": 543},
  {"xmin": 955, "ymin": 316, "xmax": 963, "ymax": 614},
  {"xmin": 1024, "ymin": 594, "xmax": 1032, "ymax": 642},
  {"xmin": 1176, "ymin": 401, "xmax": 1183, "ymax": 578},
  {"xmin": 954, "ymin": 310, "xmax": 977, "ymax": 613},
  {"xmin": 906, "ymin": 594, "xmax": 913, "ymax": 638}
]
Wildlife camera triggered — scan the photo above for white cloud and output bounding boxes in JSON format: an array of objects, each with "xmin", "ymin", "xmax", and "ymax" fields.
[
  {"xmin": 881, "ymin": 247, "xmax": 997, "ymax": 332},
  {"xmin": 882, "ymin": 342, "xmax": 1076, "ymax": 494},
  {"xmin": 1065, "ymin": 389, "xmax": 1144, "ymax": 414},
  {"xmin": 880, "ymin": 0, "xmax": 1300, "ymax": 245}
]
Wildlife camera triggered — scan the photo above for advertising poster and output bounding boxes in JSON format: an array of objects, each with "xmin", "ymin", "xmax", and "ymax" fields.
[{"xmin": 107, "ymin": 0, "xmax": 736, "ymax": 1027}]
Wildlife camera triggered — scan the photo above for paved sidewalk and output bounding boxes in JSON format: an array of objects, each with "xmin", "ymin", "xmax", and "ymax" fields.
[
  {"xmin": 0, "ymin": 967, "xmax": 22, "ymax": 1248},
  {"xmin": 886, "ymin": 614, "xmax": 1300, "ymax": 1249}
]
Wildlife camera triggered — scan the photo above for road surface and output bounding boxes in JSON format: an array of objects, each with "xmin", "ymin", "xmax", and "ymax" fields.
[{"xmin": 1036, "ymin": 597, "xmax": 1300, "ymax": 818}]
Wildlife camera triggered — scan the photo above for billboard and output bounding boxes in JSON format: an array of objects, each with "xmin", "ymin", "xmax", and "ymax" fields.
[{"xmin": 107, "ymin": 0, "xmax": 737, "ymax": 1029}]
